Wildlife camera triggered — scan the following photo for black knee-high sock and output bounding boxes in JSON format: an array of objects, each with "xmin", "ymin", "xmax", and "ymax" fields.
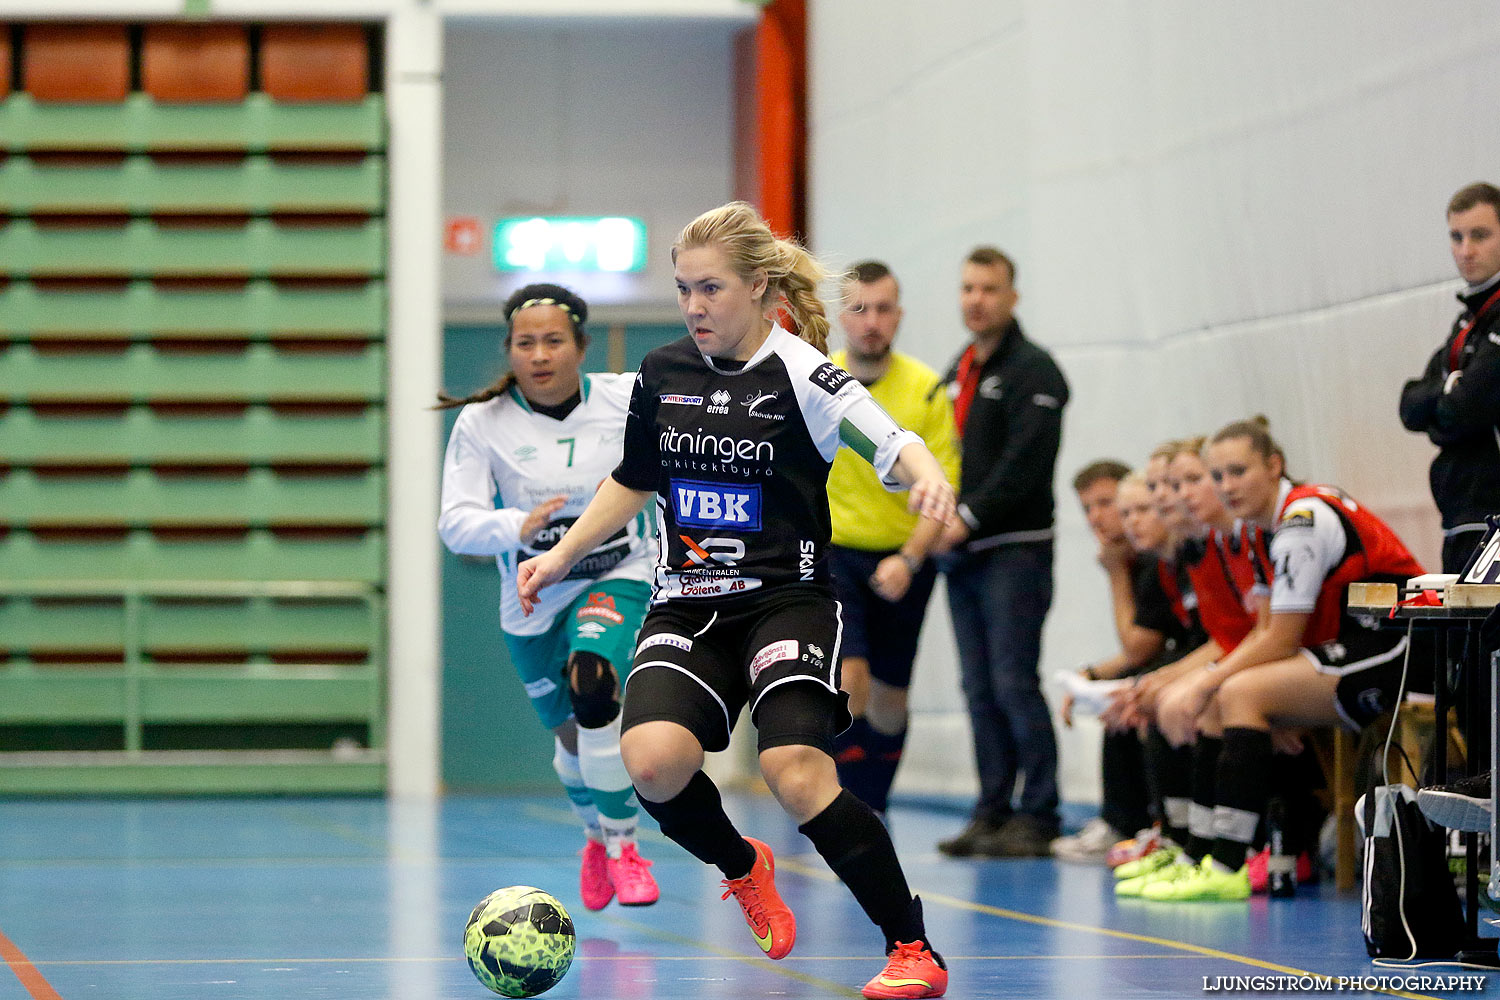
[
  {"xmin": 1146, "ymin": 726, "xmax": 1193, "ymax": 846},
  {"xmin": 637, "ymin": 771, "xmax": 756, "ymax": 878},
  {"xmin": 833, "ymin": 716, "xmax": 879, "ymax": 810},
  {"xmin": 1186, "ymin": 736, "xmax": 1223, "ymax": 862},
  {"xmin": 1274, "ymin": 742, "xmax": 1327, "ymax": 858},
  {"xmin": 864, "ymin": 724, "xmax": 908, "ymax": 815},
  {"xmin": 800, "ymin": 789, "xmax": 927, "ymax": 954},
  {"xmin": 1210, "ymin": 727, "xmax": 1274, "ymax": 871}
]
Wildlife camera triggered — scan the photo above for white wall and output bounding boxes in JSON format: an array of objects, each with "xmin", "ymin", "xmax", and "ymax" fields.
[
  {"xmin": 442, "ymin": 20, "xmax": 742, "ymax": 316},
  {"xmin": 809, "ymin": 0, "xmax": 1500, "ymax": 806}
]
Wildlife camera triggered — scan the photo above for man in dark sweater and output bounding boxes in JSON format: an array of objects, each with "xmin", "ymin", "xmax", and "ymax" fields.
[
  {"xmin": 937, "ymin": 246, "xmax": 1070, "ymax": 857},
  {"xmin": 1400, "ymin": 181, "xmax": 1500, "ymax": 574}
]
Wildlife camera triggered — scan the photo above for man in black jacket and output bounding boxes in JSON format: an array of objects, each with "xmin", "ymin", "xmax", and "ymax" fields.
[
  {"xmin": 936, "ymin": 246, "xmax": 1070, "ymax": 857},
  {"xmin": 1400, "ymin": 182, "xmax": 1500, "ymax": 783},
  {"xmin": 1400, "ymin": 181, "xmax": 1500, "ymax": 574}
]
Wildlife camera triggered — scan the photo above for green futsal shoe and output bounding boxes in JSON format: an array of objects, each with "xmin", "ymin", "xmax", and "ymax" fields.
[
  {"xmin": 1113, "ymin": 844, "xmax": 1180, "ymax": 881},
  {"xmin": 1141, "ymin": 856, "xmax": 1250, "ymax": 902},
  {"xmin": 1115, "ymin": 856, "xmax": 1195, "ymax": 897}
]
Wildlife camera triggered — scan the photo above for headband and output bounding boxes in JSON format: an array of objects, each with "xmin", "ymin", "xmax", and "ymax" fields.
[{"xmin": 511, "ymin": 297, "xmax": 583, "ymax": 326}]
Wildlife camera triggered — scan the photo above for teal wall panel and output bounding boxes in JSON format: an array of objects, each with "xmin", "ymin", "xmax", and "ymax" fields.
[
  {"xmin": 438, "ymin": 318, "xmax": 679, "ymax": 792},
  {"xmin": 440, "ymin": 324, "xmax": 553, "ymax": 793}
]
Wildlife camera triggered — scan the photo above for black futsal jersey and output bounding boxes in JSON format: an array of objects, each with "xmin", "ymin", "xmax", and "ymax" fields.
[{"xmin": 612, "ymin": 325, "xmax": 919, "ymax": 604}]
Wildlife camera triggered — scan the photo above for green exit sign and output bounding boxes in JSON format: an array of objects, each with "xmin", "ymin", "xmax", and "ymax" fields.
[{"xmin": 493, "ymin": 216, "xmax": 648, "ymax": 273}]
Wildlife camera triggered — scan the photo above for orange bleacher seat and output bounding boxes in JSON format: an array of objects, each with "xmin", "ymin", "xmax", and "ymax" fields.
[
  {"xmin": 260, "ymin": 23, "xmax": 368, "ymax": 102},
  {"xmin": 142, "ymin": 23, "xmax": 250, "ymax": 103},
  {"xmin": 1, "ymin": 28, "xmax": 12, "ymax": 99},
  {"xmin": 24, "ymin": 24, "xmax": 130, "ymax": 103}
]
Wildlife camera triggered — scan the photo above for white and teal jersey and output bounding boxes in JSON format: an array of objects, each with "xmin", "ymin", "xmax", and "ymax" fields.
[{"xmin": 439, "ymin": 373, "xmax": 656, "ymax": 636}]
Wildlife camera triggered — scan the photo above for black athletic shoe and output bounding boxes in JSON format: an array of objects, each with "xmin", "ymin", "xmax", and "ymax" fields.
[
  {"xmin": 936, "ymin": 817, "xmax": 1002, "ymax": 857},
  {"xmin": 1417, "ymin": 771, "xmax": 1493, "ymax": 833},
  {"xmin": 972, "ymin": 814, "xmax": 1060, "ymax": 858}
]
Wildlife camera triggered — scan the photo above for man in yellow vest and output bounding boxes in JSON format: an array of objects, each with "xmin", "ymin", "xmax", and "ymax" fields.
[{"xmin": 829, "ymin": 260, "xmax": 961, "ymax": 816}]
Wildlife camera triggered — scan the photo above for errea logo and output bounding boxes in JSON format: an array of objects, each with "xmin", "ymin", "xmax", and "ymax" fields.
[{"xmin": 707, "ymin": 389, "xmax": 732, "ymax": 415}]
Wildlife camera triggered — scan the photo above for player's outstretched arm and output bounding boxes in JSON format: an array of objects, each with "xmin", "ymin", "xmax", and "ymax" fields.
[
  {"xmin": 889, "ymin": 441, "xmax": 956, "ymax": 526},
  {"xmin": 516, "ymin": 476, "xmax": 653, "ymax": 615}
]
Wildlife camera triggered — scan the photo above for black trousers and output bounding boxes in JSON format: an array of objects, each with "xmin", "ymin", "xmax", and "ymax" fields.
[{"xmin": 1101, "ymin": 728, "xmax": 1152, "ymax": 836}]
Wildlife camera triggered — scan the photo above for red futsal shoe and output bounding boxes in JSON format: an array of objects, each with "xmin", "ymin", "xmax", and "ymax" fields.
[
  {"xmin": 862, "ymin": 940, "xmax": 948, "ymax": 999},
  {"xmin": 719, "ymin": 837, "xmax": 796, "ymax": 959}
]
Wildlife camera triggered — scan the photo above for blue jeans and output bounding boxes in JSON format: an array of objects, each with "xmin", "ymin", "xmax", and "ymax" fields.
[{"xmin": 945, "ymin": 540, "xmax": 1058, "ymax": 825}]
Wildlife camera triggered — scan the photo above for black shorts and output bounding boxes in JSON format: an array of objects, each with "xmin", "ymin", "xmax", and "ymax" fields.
[
  {"xmin": 828, "ymin": 545, "xmax": 939, "ymax": 689},
  {"xmin": 1300, "ymin": 619, "xmax": 1417, "ymax": 730},
  {"xmin": 621, "ymin": 587, "xmax": 853, "ymax": 754}
]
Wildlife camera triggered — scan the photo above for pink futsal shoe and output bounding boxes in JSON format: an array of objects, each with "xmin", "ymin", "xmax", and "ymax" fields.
[
  {"xmin": 607, "ymin": 843, "xmax": 660, "ymax": 906},
  {"xmin": 1246, "ymin": 846, "xmax": 1315, "ymax": 894},
  {"xmin": 580, "ymin": 839, "xmax": 614, "ymax": 911}
]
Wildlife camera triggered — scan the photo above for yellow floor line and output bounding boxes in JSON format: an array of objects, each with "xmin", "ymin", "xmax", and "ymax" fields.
[
  {"xmin": 273, "ymin": 805, "xmax": 388, "ymax": 852},
  {"xmin": 772, "ymin": 856, "xmax": 1439, "ymax": 1000},
  {"xmin": 486, "ymin": 807, "xmax": 1444, "ymax": 1000},
  {"xmin": 27, "ymin": 952, "xmax": 1198, "ymax": 967},
  {"xmin": 590, "ymin": 910, "xmax": 864, "ymax": 998}
]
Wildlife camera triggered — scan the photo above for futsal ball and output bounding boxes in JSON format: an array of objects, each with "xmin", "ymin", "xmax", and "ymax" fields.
[{"xmin": 463, "ymin": 885, "xmax": 576, "ymax": 998}]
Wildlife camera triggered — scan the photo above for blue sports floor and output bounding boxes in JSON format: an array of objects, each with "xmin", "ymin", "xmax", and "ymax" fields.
[{"xmin": 0, "ymin": 793, "xmax": 1488, "ymax": 999}]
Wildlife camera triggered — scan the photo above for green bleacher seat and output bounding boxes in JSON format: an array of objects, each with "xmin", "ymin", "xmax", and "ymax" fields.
[
  {"xmin": 0, "ymin": 93, "xmax": 386, "ymax": 153},
  {"xmin": 0, "ymin": 528, "xmax": 385, "ymax": 583},
  {"xmin": 0, "ymin": 154, "xmax": 385, "ymax": 215},
  {"xmin": 0, "ymin": 467, "xmax": 383, "ymax": 528},
  {"xmin": 0, "ymin": 217, "xmax": 385, "ymax": 279},
  {"xmin": 0, "ymin": 594, "xmax": 125, "ymax": 654},
  {"xmin": 0, "ymin": 404, "xmax": 384, "ymax": 465},
  {"xmin": 0, "ymin": 279, "xmax": 386, "ymax": 341},
  {"xmin": 0, "ymin": 342, "xmax": 385, "ymax": 403},
  {"xmin": 0, "ymin": 665, "xmax": 129, "ymax": 723},
  {"xmin": 137, "ymin": 670, "xmax": 377, "ymax": 724},
  {"xmin": 143, "ymin": 595, "xmax": 376, "ymax": 655}
]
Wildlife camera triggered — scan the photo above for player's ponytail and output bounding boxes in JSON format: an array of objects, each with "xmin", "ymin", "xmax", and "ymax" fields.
[
  {"xmin": 774, "ymin": 240, "xmax": 832, "ymax": 354},
  {"xmin": 674, "ymin": 201, "xmax": 834, "ymax": 355},
  {"xmin": 434, "ymin": 373, "xmax": 518, "ymax": 410}
]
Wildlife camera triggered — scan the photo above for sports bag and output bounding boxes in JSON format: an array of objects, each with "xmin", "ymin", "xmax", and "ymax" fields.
[{"xmin": 1358, "ymin": 781, "xmax": 1464, "ymax": 958}]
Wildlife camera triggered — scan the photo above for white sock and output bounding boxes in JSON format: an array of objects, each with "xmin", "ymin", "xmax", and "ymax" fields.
[
  {"xmin": 577, "ymin": 715, "xmax": 638, "ymax": 858},
  {"xmin": 552, "ymin": 736, "xmax": 601, "ymax": 842}
]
